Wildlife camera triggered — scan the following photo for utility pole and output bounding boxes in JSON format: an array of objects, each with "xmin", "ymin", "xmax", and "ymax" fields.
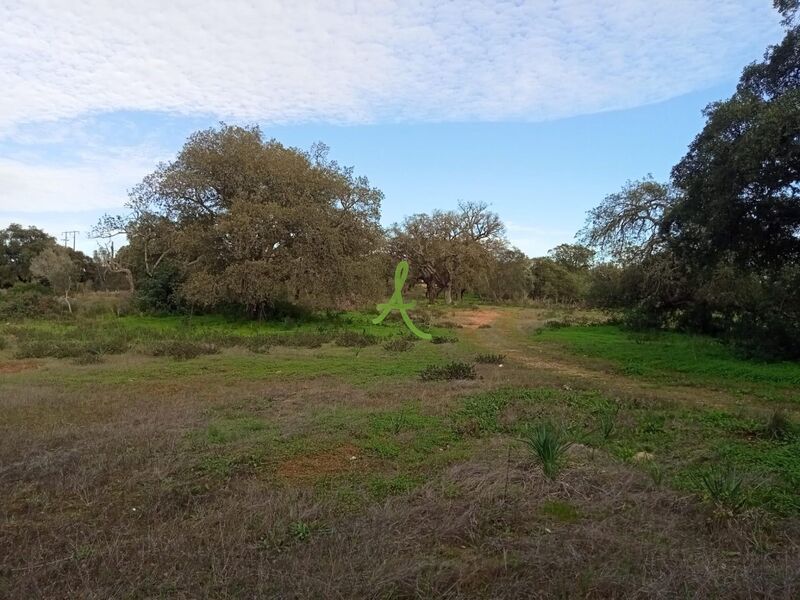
[{"xmin": 61, "ymin": 231, "xmax": 79, "ymax": 251}]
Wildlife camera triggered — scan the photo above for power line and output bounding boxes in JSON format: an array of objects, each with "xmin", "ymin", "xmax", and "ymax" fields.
[{"xmin": 61, "ymin": 231, "xmax": 79, "ymax": 251}]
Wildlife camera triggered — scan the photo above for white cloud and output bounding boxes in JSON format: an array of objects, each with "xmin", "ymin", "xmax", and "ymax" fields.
[{"xmin": 0, "ymin": 0, "xmax": 781, "ymax": 130}]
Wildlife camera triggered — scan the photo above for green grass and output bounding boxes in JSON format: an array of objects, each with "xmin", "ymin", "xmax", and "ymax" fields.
[{"xmin": 536, "ymin": 325, "xmax": 800, "ymax": 397}]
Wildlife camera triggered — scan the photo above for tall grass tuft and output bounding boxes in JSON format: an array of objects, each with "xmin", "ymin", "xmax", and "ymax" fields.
[{"xmin": 522, "ymin": 422, "xmax": 572, "ymax": 479}]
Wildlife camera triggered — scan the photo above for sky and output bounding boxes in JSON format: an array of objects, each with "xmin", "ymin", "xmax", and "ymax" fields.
[{"xmin": 0, "ymin": 0, "xmax": 785, "ymax": 257}]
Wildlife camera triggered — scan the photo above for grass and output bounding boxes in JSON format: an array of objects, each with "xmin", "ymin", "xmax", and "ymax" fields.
[
  {"xmin": 536, "ymin": 324, "xmax": 800, "ymax": 398},
  {"xmin": 2, "ymin": 305, "xmax": 799, "ymax": 597}
]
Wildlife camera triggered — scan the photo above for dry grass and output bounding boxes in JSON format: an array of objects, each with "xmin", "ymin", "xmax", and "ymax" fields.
[{"xmin": 1, "ymin": 306, "xmax": 799, "ymax": 598}]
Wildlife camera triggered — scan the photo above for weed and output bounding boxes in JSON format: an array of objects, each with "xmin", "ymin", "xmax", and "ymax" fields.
[
  {"xmin": 143, "ymin": 340, "xmax": 220, "ymax": 360},
  {"xmin": 383, "ymin": 338, "xmax": 414, "ymax": 352},
  {"xmin": 289, "ymin": 520, "xmax": 312, "ymax": 542},
  {"xmin": 597, "ymin": 404, "xmax": 620, "ymax": 439},
  {"xmin": 765, "ymin": 411, "xmax": 795, "ymax": 441},
  {"xmin": 335, "ymin": 331, "xmax": 379, "ymax": 347},
  {"xmin": 72, "ymin": 353, "xmax": 104, "ymax": 365},
  {"xmin": 474, "ymin": 353, "xmax": 506, "ymax": 364},
  {"xmin": 419, "ymin": 361, "xmax": 477, "ymax": 381},
  {"xmin": 431, "ymin": 335, "xmax": 458, "ymax": 344},
  {"xmin": 522, "ymin": 422, "xmax": 572, "ymax": 479}
]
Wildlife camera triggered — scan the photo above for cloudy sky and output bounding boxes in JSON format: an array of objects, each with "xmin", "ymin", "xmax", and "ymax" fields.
[{"xmin": 0, "ymin": 0, "xmax": 784, "ymax": 255}]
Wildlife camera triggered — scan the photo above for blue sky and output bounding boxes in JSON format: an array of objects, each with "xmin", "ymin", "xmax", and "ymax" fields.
[{"xmin": 0, "ymin": 0, "xmax": 784, "ymax": 256}]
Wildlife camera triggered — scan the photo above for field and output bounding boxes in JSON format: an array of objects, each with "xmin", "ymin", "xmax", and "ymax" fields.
[{"xmin": 1, "ymin": 303, "xmax": 799, "ymax": 598}]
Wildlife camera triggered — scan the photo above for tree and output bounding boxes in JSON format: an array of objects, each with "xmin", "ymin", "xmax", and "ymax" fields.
[
  {"xmin": 389, "ymin": 201, "xmax": 506, "ymax": 303},
  {"xmin": 0, "ymin": 224, "xmax": 57, "ymax": 287},
  {"xmin": 579, "ymin": 177, "xmax": 677, "ymax": 262},
  {"xmin": 98, "ymin": 124, "xmax": 384, "ymax": 315},
  {"xmin": 29, "ymin": 247, "xmax": 80, "ymax": 313}
]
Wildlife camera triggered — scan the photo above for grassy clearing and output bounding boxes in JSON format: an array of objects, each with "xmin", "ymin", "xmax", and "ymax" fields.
[
  {"xmin": 2, "ymin": 306, "xmax": 799, "ymax": 597},
  {"xmin": 536, "ymin": 324, "xmax": 800, "ymax": 397}
]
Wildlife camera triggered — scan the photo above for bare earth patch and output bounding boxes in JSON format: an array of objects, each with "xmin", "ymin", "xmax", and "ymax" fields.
[
  {"xmin": 277, "ymin": 444, "xmax": 363, "ymax": 482},
  {"xmin": 0, "ymin": 361, "xmax": 38, "ymax": 374},
  {"xmin": 448, "ymin": 307, "xmax": 501, "ymax": 328}
]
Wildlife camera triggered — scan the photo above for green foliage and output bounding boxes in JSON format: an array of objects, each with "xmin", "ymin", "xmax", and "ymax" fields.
[
  {"xmin": 334, "ymin": 330, "xmax": 379, "ymax": 347},
  {"xmin": 0, "ymin": 283, "xmax": 63, "ymax": 319},
  {"xmin": 143, "ymin": 340, "xmax": 220, "ymax": 360},
  {"xmin": 522, "ymin": 422, "xmax": 572, "ymax": 480},
  {"xmin": 135, "ymin": 263, "xmax": 185, "ymax": 314},
  {"xmin": 0, "ymin": 224, "xmax": 57, "ymax": 287},
  {"xmin": 474, "ymin": 353, "xmax": 505, "ymax": 364},
  {"xmin": 597, "ymin": 404, "xmax": 619, "ymax": 439},
  {"xmin": 699, "ymin": 467, "xmax": 747, "ymax": 513},
  {"xmin": 419, "ymin": 361, "xmax": 476, "ymax": 381}
]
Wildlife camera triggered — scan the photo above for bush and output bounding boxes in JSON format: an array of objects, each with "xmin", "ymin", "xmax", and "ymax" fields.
[
  {"xmin": 419, "ymin": 361, "xmax": 476, "ymax": 381},
  {"xmin": 143, "ymin": 340, "xmax": 220, "ymax": 360},
  {"xmin": 383, "ymin": 338, "xmax": 414, "ymax": 352},
  {"xmin": 334, "ymin": 331, "xmax": 379, "ymax": 347},
  {"xmin": 268, "ymin": 331, "xmax": 332, "ymax": 348},
  {"xmin": 431, "ymin": 335, "xmax": 458, "ymax": 344},
  {"xmin": 700, "ymin": 466, "xmax": 746, "ymax": 514},
  {"xmin": 474, "ymin": 353, "xmax": 505, "ymax": 364},
  {"xmin": 0, "ymin": 283, "xmax": 62, "ymax": 319},
  {"xmin": 765, "ymin": 411, "xmax": 796, "ymax": 441}
]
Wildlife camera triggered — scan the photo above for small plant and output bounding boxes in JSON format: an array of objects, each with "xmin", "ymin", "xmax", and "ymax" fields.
[
  {"xmin": 431, "ymin": 335, "xmax": 458, "ymax": 344},
  {"xmin": 522, "ymin": 422, "xmax": 572, "ymax": 479},
  {"xmin": 269, "ymin": 331, "xmax": 332, "ymax": 348},
  {"xmin": 334, "ymin": 330, "xmax": 378, "ymax": 348},
  {"xmin": 765, "ymin": 411, "xmax": 795, "ymax": 441},
  {"xmin": 419, "ymin": 361, "xmax": 477, "ymax": 381},
  {"xmin": 700, "ymin": 466, "xmax": 746, "ymax": 513},
  {"xmin": 383, "ymin": 338, "xmax": 414, "ymax": 352},
  {"xmin": 647, "ymin": 462, "xmax": 664, "ymax": 487},
  {"xmin": 144, "ymin": 340, "xmax": 220, "ymax": 360},
  {"xmin": 474, "ymin": 353, "xmax": 505, "ymax": 364},
  {"xmin": 289, "ymin": 520, "xmax": 312, "ymax": 542},
  {"xmin": 597, "ymin": 404, "xmax": 620, "ymax": 439},
  {"xmin": 72, "ymin": 352, "xmax": 103, "ymax": 365}
]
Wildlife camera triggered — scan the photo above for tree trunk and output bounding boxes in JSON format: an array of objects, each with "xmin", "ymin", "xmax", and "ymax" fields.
[{"xmin": 444, "ymin": 284, "xmax": 452, "ymax": 304}]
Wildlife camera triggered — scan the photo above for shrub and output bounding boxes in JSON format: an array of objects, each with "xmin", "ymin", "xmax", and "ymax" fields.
[
  {"xmin": 522, "ymin": 422, "xmax": 572, "ymax": 479},
  {"xmin": 700, "ymin": 466, "xmax": 746, "ymax": 513},
  {"xmin": 431, "ymin": 335, "xmax": 458, "ymax": 344},
  {"xmin": 474, "ymin": 353, "xmax": 505, "ymax": 364},
  {"xmin": 383, "ymin": 338, "xmax": 414, "ymax": 352},
  {"xmin": 244, "ymin": 335, "xmax": 272, "ymax": 353},
  {"xmin": 334, "ymin": 331, "xmax": 378, "ymax": 348},
  {"xmin": 0, "ymin": 283, "xmax": 62, "ymax": 319},
  {"xmin": 419, "ymin": 361, "xmax": 476, "ymax": 381},
  {"xmin": 143, "ymin": 340, "xmax": 220, "ymax": 360},
  {"xmin": 269, "ymin": 331, "xmax": 332, "ymax": 348}
]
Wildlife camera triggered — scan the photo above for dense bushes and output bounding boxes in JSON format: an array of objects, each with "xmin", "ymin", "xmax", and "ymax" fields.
[{"xmin": 0, "ymin": 283, "xmax": 63, "ymax": 319}]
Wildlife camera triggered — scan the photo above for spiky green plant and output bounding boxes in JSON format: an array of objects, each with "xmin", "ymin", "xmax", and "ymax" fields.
[
  {"xmin": 523, "ymin": 422, "xmax": 572, "ymax": 479},
  {"xmin": 700, "ymin": 466, "xmax": 746, "ymax": 513}
]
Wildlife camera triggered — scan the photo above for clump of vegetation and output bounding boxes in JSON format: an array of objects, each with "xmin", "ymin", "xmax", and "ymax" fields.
[
  {"xmin": 765, "ymin": 411, "xmax": 796, "ymax": 441},
  {"xmin": 269, "ymin": 331, "xmax": 332, "ymax": 348},
  {"xmin": 597, "ymin": 404, "xmax": 620, "ymax": 439},
  {"xmin": 419, "ymin": 361, "xmax": 477, "ymax": 381},
  {"xmin": 431, "ymin": 335, "xmax": 458, "ymax": 344},
  {"xmin": 700, "ymin": 466, "xmax": 747, "ymax": 514},
  {"xmin": 334, "ymin": 330, "xmax": 378, "ymax": 347},
  {"xmin": 244, "ymin": 335, "xmax": 272, "ymax": 353},
  {"xmin": 474, "ymin": 353, "xmax": 505, "ymax": 364},
  {"xmin": 143, "ymin": 340, "xmax": 220, "ymax": 360},
  {"xmin": 522, "ymin": 422, "xmax": 572, "ymax": 479},
  {"xmin": 383, "ymin": 338, "xmax": 414, "ymax": 352},
  {"xmin": 477, "ymin": 323, "xmax": 491, "ymax": 329},
  {"xmin": 72, "ymin": 352, "xmax": 104, "ymax": 365}
]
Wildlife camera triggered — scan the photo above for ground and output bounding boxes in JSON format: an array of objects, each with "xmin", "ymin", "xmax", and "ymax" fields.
[{"xmin": 1, "ymin": 303, "xmax": 799, "ymax": 598}]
